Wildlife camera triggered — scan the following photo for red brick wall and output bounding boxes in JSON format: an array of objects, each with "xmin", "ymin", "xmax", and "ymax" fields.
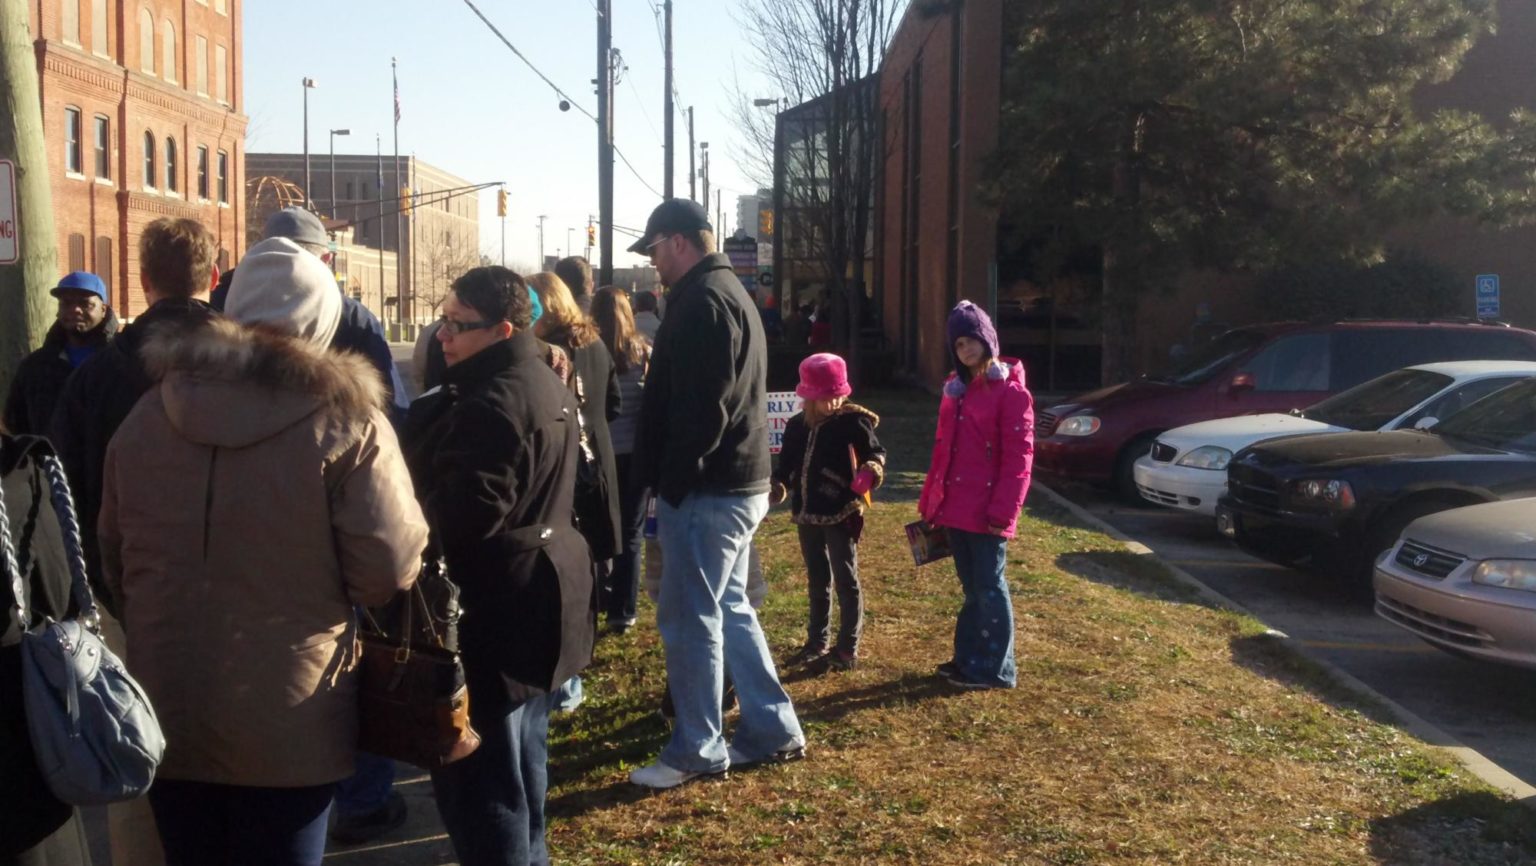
[
  {"xmin": 875, "ymin": 0, "xmax": 1004, "ymax": 389},
  {"xmin": 29, "ymin": 0, "xmax": 246, "ymax": 318}
]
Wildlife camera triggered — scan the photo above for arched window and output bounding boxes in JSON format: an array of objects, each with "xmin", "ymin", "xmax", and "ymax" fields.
[
  {"xmin": 142, "ymin": 131, "xmax": 156, "ymax": 188},
  {"xmin": 138, "ymin": 8, "xmax": 154, "ymax": 74},
  {"xmin": 161, "ymin": 20, "xmax": 176, "ymax": 84},
  {"xmin": 164, "ymin": 136, "xmax": 178, "ymax": 194}
]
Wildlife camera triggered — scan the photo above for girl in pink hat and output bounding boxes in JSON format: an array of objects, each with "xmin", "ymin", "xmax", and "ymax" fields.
[{"xmin": 770, "ymin": 353, "xmax": 887, "ymax": 672}]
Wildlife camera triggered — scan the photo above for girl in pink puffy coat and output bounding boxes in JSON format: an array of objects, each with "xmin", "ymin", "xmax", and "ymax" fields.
[{"xmin": 917, "ymin": 301, "xmax": 1034, "ymax": 689}]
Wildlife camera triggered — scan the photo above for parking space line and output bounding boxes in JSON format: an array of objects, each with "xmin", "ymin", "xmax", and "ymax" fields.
[
  {"xmin": 1165, "ymin": 558, "xmax": 1289, "ymax": 571},
  {"xmin": 1298, "ymin": 639, "xmax": 1436, "ymax": 654}
]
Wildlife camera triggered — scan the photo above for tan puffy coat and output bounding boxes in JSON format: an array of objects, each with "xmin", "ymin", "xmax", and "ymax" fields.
[{"xmin": 99, "ymin": 319, "xmax": 428, "ymax": 787}]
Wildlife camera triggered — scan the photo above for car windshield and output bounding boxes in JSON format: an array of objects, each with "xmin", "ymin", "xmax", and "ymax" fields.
[
  {"xmin": 1302, "ymin": 369, "xmax": 1454, "ymax": 431},
  {"xmin": 1433, "ymin": 379, "xmax": 1536, "ymax": 453},
  {"xmin": 1151, "ymin": 329, "xmax": 1270, "ymax": 386}
]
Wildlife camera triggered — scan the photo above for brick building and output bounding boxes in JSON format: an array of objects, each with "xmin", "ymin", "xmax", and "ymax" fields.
[
  {"xmin": 874, "ymin": 0, "xmax": 1536, "ymax": 390},
  {"xmin": 246, "ymin": 153, "xmax": 479, "ymax": 326},
  {"xmin": 29, "ymin": 0, "xmax": 247, "ymax": 317}
]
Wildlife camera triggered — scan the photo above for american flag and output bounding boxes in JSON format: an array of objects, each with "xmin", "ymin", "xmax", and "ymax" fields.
[{"xmin": 393, "ymin": 77, "xmax": 401, "ymax": 125}]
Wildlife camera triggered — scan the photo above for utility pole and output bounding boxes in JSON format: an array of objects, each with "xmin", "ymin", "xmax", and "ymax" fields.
[
  {"xmin": 700, "ymin": 141, "xmax": 710, "ymax": 215},
  {"xmin": 586, "ymin": 214, "xmax": 595, "ymax": 261},
  {"xmin": 375, "ymin": 134, "xmax": 385, "ymax": 321},
  {"xmin": 392, "ymin": 58, "xmax": 402, "ymax": 331},
  {"xmin": 302, "ymin": 78, "xmax": 316, "ymax": 209},
  {"xmin": 662, "ymin": 0, "xmax": 674, "ymax": 198},
  {"xmin": 537, "ymin": 214, "xmax": 547, "ymax": 266},
  {"xmin": 597, "ymin": 0, "xmax": 615, "ymax": 286},
  {"xmin": 566, "ymin": 227, "xmax": 574, "ymax": 260},
  {"xmin": 688, "ymin": 107, "xmax": 696, "ymax": 202},
  {"xmin": 717, "ymin": 189, "xmax": 724, "ymax": 237},
  {"xmin": 0, "ymin": 0, "xmax": 58, "ymax": 389}
]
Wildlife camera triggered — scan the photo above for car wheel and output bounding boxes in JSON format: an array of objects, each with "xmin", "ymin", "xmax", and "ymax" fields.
[{"xmin": 1113, "ymin": 435, "xmax": 1158, "ymax": 507}]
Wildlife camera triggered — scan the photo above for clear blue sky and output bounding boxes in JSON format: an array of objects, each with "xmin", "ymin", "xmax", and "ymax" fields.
[{"xmin": 242, "ymin": 0, "xmax": 771, "ymax": 272}]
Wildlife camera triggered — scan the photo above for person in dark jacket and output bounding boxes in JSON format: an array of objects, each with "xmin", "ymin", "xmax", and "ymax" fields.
[
  {"xmin": 529, "ymin": 271, "xmax": 622, "ymax": 563},
  {"xmin": 0, "ymin": 434, "xmax": 93, "ymax": 866},
  {"xmin": 402, "ymin": 266, "xmax": 594, "ymax": 866},
  {"xmin": 212, "ymin": 207, "xmax": 411, "ymax": 424},
  {"xmin": 3, "ymin": 272, "xmax": 118, "ymax": 437},
  {"xmin": 50, "ymin": 218, "xmax": 221, "ymax": 614},
  {"xmin": 627, "ymin": 199, "xmax": 805, "ymax": 789}
]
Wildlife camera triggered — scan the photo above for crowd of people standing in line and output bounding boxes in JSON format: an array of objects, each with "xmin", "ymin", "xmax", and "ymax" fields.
[{"xmin": 0, "ymin": 195, "xmax": 1034, "ymax": 866}]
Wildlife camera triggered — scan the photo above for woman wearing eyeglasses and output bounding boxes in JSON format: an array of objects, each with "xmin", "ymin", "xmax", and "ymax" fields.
[{"xmin": 402, "ymin": 267, "xmax": 594, "ymax": 866}]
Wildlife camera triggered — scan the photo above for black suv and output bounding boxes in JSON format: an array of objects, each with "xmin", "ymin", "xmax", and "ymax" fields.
[{"xmin": 1217, "ymin": 376, "xmax": 1536, "ymax": 584}]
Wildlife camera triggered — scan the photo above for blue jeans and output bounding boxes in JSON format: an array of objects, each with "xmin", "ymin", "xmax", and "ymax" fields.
[
  {"xmin": 430, "ymin": 691, "xmax": 552, "ymax": 866},
  {"xmin": 149, "ymin": 779, "xmax": 335, "ymax": 866},
  {"xmin": 949, "ymin": 528, "xmax": 1017, "ymax": 687},
  {"xmin": 333, "ymin": 751, "xmax": 396, "ymax": 816},
  {"xmin": 656, "ymin": 492, "xmax": 803, "ymax": 773}
]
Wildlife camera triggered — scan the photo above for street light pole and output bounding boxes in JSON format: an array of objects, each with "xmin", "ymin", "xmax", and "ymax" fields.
[
  {"xmin": 567, "ymin": 228, "xmax": 574, "ymax": 261},
  {"xmin": 302, "ymin": 78, "xmax": 316, "ymax": 208},
  {"xmin": 537, "ymin": 214, "xmax": 547, "ymax": 266},
  {"xmin": 328, "ymin": 128, "xmax": 350, "ymax": 219}
]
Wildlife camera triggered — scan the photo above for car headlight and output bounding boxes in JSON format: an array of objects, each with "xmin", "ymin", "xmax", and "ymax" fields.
[
  {"xmin": 1472, "ymin": 560, "xmax": 1536, "ymax": 592},
  {"xmin": 1054, "ymin": 415, "xmax": 1101, "ymax": 437},
  {"xmin": 1290, "ymin": 479, "xmax": 1356, "ymax": 509},
  {"xmin": 1176, "ymin": 446, "xmax": 1233, "ymax": 471}
]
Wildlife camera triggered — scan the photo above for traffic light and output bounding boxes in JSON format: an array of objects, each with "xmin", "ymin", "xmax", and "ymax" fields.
[
  {"xmin": 497, "ymin": 188, "xmax": 509, "ymax": 217},
  {"xmin": 401, "ymin": 186, "xmax": 413, "ymax": 216},
  {"xmin": 586, "ymin": 223, "xmax": 596, "ymax": 247},
  {"xmin": 759, "ymin": 208, "xmax": 775, "ymax": 238}
]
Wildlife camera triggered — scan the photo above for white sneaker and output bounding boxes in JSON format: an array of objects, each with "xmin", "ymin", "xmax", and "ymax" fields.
[
  {"xmin": 629, "ymin": 761, "xmax": 724, "ymax": 789},
  {"xmin": 727, "ymin": 741, "xmax": 808, "ymax": 769}
]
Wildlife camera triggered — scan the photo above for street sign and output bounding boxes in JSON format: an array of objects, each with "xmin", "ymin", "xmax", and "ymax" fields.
[
  {"xmin": 0, "ymin": 160, "xmax": 18, "ymax": 265},
  {"xmin": 1476, "ymin": 273, "xmax": 1500, "ymax": 319},
  {"xmin": 758, "ymin": 267, "xmax": 774, "ymax": 289},
  {"xmin": 724, "ymin": 235, "xmax": 758, "ymax": 287}
]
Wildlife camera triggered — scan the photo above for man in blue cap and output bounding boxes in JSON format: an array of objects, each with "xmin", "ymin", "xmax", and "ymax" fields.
[{"xmin": 3, "ymin": 271, "xmax": 118, "ymax": 437}]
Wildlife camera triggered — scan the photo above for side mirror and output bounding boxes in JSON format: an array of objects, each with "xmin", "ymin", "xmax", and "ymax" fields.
[
  {"xmin": 1229, "ymin": 372, "xmax": 1256, "ymax": 395},
  {"xmin": 1413, "ymin": 416, "xmax": 1439, "ymax": 430}
]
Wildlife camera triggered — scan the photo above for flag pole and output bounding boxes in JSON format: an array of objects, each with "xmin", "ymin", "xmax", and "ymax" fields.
[{"xmin": 392, "ymin": 57, "xmax": 403, "ymax": 332}]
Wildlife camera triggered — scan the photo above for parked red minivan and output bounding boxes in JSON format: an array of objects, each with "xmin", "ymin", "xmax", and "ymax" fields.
[{"xmin": 1034, "ymin": 320, "xmax": 1536, "ymax": 500}]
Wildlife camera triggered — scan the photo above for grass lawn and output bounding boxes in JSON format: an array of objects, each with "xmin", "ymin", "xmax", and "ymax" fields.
[{"xmin": 544, "ymin": 389, "xmax": 1536, "ymax": 865}]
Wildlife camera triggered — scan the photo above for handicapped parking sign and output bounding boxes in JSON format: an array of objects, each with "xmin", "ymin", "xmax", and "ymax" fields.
[{"xmin": 1476, "ymin": 274, "xmax": 1500, "ymax": 319}]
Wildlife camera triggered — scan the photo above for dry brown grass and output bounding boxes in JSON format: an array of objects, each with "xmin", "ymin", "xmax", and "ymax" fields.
[{"xmin": 543, "ymin": 391, "xmax": 1535, "ymax": 866}]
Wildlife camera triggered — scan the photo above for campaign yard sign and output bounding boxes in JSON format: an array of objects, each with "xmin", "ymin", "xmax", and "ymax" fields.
[{"xmin": 767, "ymin": 391, "xmax": 801, "ymax": 454}]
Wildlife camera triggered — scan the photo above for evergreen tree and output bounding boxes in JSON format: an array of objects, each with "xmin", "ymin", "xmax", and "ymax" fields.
[{"xmin": 990, "ymin": 0, "xmax": 1536, "ymax": 383}]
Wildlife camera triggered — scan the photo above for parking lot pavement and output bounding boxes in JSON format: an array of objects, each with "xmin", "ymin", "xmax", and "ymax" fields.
[{"xmin": 1051, "ymin": 481, "xmax": 1536, "ymax": 793}]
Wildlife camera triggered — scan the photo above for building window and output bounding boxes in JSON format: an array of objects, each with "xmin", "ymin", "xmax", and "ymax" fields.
[
  {"xmin": 91, "ymin": 0, "xmax": 107, "ymax": 56},
  {"xmin": 64, "ymin": 107, "xmax": 82, "ymax": 174},
  {"xmin": 215, "ymin": 44, "xmax": 227, "ymax": 104},
  {"xmin": 165, "ymin": 136, "xmax": 178, "ymax": 194},
  {"xmin": 195, "ymin": 36, "xmax": 208, "ymax": 96},
  {"xmin": 68, "ymin": 234, "xmax": 86, "ymax": 271},
  {"xmin": 143, "ymin": 131, "xmax": 156, "ymax": 188},
  {"xmin": 95, "ymin": 237, "xmax": 113, "ymax": 298},
  {"xmin": 217, "ymin": 150, "xmax": 228, "ymax": 203},
  {"xmin": 162, "ymin": 21, "xmax": 176, "ymax": 83},
  {"xmin": 345, "ymin": 180, "xmax": 354, "ymax": 200},
  {"xmin": 62, "ymin": 0, "xmax": 80, "ymax": 44},
  {"xmin": 196, "ymin": 146, "xmax": 209, "ymax": 200},
  {"xmin": 215, "ymin": 0, "xmax": 226, "ymax": 13},
  {"xmin": 93, "ymin": 115, "xmax": 109, "ymax": 180},
  {"xmin": 137, "ymin": 9, "xmax": 154, "ymax": 73}
]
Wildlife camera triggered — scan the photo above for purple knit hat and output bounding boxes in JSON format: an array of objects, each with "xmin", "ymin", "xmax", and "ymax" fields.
[{"xmin": 946, "ymin": 300, "xmax": 1000, "ymax": 377}]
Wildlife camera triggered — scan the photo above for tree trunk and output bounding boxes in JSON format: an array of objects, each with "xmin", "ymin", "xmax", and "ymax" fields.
[
  {"xmin": 1100, "ymin": 241, "xmax": 1135, "ymax": 386},
  {"xmin": 0, "ymin": 3, "xmax": 56, "ymax": 395}
]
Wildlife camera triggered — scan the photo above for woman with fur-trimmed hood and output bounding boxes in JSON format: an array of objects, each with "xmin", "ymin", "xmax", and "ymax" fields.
[{"xmin": 98, "ymin": 237, "xmax": 428, "ymax": 866}]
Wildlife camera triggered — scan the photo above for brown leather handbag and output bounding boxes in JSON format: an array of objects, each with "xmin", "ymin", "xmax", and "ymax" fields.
[{"xmin": 357, "ymin": 567, "xmax": 481, "ymax": 769}]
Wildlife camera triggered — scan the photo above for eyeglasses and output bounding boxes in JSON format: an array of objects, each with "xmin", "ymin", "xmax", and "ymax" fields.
[
  {"xmin": 643, "ymin": 234, "xmax": 673, "ymax": 254},
  {"xmin": 437, "ymin": 316, "xmax": 501, "ymax": 337}
]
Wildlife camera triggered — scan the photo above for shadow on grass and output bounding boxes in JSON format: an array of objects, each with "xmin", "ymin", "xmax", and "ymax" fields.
[
  {"xmin": 1367, "ymin": 789, "xmax": 1536, "ymax": 863},
  {"xmin": 791, "ymin": 672, "xmax": 961, "ymax": 726},
  {"xmin": 1225, "ymin": 631, "xmax": 1402, "ymax": 730},
  {"xmin": 1053, "ymin": 549, "xmax": 1228, "ymax": 612}
]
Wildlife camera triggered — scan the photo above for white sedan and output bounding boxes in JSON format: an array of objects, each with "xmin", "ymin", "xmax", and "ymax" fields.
[{"xmin": 1132, "ymin": 361, "xmax": 1536, "ymax": 517}]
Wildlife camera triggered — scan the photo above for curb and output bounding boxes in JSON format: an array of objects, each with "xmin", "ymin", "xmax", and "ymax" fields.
[{"xmin": 1032, "ymin": 481, "xmax": 1536, "ymax": 805}]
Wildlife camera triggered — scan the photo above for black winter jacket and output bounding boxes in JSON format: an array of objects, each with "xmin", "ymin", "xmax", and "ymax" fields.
[
  {"xmin": 0, "ymin": 435, "xmax": 91, "ymax": 865},
  {"xmin": 772, "ymin": 404, "xmax": 887, "ymax": 525},
  {"xmin": 634, "ymin": 253, "xmax": 771, "ymax": 507},
  {"xmin": 544, "ymin": 328, "xmax": 622, "ymax": 561},
  {"xmin": 2, "ymin": 313, "xmax": 119, "ymax": 438},
  {"xmin": 49, "ymin": 299, "xmax": 219, "ymax": 612},
  {"xmin": 402, "ymin": 331, "xmax": 595, "ymax": 712}
]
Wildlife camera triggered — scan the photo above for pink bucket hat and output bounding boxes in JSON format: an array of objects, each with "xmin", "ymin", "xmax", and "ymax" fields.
[{"xmin": 797, "ymin": 352, "xmax": 852, "ymax": 401}]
